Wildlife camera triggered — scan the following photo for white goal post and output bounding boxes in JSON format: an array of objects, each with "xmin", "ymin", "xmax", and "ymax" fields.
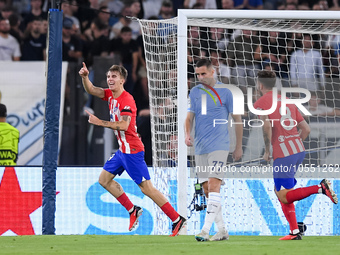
[{"xmin": 138, "ymin": 10, "xmax": 340, "ymax": 235}]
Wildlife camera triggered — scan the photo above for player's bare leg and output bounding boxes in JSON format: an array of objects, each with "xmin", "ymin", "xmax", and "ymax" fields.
[
  {"xmin": 207, "ymin": 178, "xmax": 222, "ymax": 193},
  {"xmin": 139, "ymin": 180, "xmax": 168, "ymax": 207},
  {"xmin": 98, "ymin": 169, "xmax": 124, "ymax": 197},
  {"xmin": 202, "ymin": 181, "xmax": 209, "ymax": 198},
  {"xmin": 99, "ymin": 169, "xmax": 142, "ymax": 231},
  {"xmin": 139, "ymin": 180, "xmax": 186, "ymax": 236},
  {"xmin": 275, "ymin": 187, "xmax": 293, "ymax": 204}
]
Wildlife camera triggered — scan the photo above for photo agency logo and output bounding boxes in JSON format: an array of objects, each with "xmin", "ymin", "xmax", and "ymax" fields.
[{"xmin": 200, "ymin": 83, "xmax": 312, "ymax": 128}]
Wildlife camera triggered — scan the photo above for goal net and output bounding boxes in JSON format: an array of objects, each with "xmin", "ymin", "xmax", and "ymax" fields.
[{"xmin": 138, "ymin": 10, "xmax": 340, "ymax": 235}]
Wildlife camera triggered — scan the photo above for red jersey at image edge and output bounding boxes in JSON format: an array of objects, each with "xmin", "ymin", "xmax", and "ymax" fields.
[
  {"xmin": 102, "ymin": 89, "xmax": 144, "ymax": 154},
  {"xmin": 253, "ymin": 91, "xmax": 305, "ymax": 160}
]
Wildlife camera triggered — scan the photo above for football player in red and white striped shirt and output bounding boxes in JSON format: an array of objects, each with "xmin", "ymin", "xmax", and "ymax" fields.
[
  {"xmin": 254, "ymin": 70, "xmax": 338, "ymax": 240},
  {"xmin": 79, "ymin": 62, "xmax": 186, "ymax": 236}
]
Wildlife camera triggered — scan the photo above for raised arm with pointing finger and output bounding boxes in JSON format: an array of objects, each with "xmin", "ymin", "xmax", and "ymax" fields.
[{"xmin": 79, "ymin": 62, "xmax": 105, "ymax": 98}]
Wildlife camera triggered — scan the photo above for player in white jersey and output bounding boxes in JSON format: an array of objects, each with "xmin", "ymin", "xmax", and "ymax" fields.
[{"xmin": 185, "ymin": 59, "xmax": 243, "ymax": 241}]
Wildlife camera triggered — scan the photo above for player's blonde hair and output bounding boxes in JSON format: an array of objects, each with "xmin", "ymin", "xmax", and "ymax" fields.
[{"xmin": 107, "ymin": 65, "xmax": 128, "ymax": 80}]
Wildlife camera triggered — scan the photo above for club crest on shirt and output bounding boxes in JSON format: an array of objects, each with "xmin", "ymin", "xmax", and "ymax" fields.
[{"xmin": 113, "ymin": 106, "xmax": 119, "ymax": 114}]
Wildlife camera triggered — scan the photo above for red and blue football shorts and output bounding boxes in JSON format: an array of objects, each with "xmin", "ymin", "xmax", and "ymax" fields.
[
  {"xmin": 273, "ymin": 151, "xmax": 306, "ymax": 191},
  {"xmin": 103, "ymin": 150, "xmax": 150, "ymax": 185}
]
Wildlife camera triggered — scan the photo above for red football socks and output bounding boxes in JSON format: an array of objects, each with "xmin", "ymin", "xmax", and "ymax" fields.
[
  {"xmin": 161, "ymin": 202, "xmax": 180, "ymax": 222},
  {"xmin": 280, "ymin": 201, "xmax": 298, "ymax": 233},
  {"xmin": 117, "ymin": 193, "xmax": 134, "ymax": 212},
  {"xmin": 286, "ymin": 185, "xmax": 320, "ymax": 204}
]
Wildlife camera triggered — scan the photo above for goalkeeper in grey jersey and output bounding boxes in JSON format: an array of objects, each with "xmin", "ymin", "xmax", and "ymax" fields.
[{"xmin": 185, "ymin": 59, "xmax": 243, "ymax": 241}]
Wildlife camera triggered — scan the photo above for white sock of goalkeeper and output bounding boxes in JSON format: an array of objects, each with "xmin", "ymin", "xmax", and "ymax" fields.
[{"xmin": 202, "ymin": 192, "xmax": 221, "ymax": 233}]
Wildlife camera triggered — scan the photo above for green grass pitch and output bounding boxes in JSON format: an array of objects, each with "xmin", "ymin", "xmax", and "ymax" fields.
[{"xmin": 1, "ymin": 235, "xmax": 339, "ymax": 255}]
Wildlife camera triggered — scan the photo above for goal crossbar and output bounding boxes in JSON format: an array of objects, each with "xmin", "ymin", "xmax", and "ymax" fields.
[{"xmin": 178, "ymin": 9, "xmax": 340, "ymax": 20}]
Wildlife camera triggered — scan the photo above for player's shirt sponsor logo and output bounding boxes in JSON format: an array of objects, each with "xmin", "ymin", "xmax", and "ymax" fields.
[{"xmin": 278, "ymin": 135, "xmax": 285, "ymax": 142}]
